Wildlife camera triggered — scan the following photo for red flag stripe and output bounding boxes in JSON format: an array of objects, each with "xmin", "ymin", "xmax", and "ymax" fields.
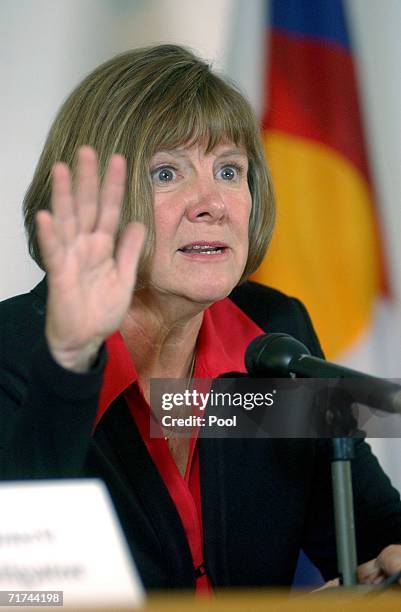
[{"xmin": 263, "ymin": 32, "xmax": 371, "ymax": 181}]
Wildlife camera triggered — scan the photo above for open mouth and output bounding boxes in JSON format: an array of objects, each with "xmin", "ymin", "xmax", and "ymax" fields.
[{"xmin": 178, "ymin": 242, "xmax": 228, "ymax": 255}]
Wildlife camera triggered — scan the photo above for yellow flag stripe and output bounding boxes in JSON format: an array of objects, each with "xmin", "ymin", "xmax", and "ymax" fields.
[{"xmin": 253, "ymin": 131, "xmax": 379, "ymax": 358}]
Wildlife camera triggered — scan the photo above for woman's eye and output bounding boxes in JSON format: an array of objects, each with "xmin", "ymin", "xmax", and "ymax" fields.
[
  {"xmin": 218, "ymin": 165, "xmax": 241, "ymax": 181},
  {"xmin": 152, "ymin": 166, "xmax": 176, "ymax": 183}
]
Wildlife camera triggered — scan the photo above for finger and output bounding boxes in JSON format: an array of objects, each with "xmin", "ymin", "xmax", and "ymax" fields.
[
  {"xmin": 51, "ymin": 162, "xmax": 77, "ymax": 244},
  {"xmin": 115, "ymin": 222, "xmax": 146, "ymax": 290},
  {"xmin": 35, "ymin": 210, "xmax": 60, "ymax": 271},
  {"xmin": 75, "ymin": 146, "xmax": 99, "ymax": 233},
  {"xmin": 377, "ymin": 544, "xmax": 401, "ymax": 577},
  {"xmin": 97, "ymin": 154, "xmax": 127, "ymax": 235},
  {"xmin": 357, "ymin": 558, "xmax": 381, "ymax": 584}
]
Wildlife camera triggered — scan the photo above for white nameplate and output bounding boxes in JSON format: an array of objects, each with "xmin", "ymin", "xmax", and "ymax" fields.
[{"xmin": 0, "ymin": 479, "xmax": 145, "ymax": 608}]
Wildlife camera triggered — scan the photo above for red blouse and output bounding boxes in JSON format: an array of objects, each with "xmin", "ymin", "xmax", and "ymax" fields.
[{"xmin": 95, "ymin": 297, "xmax": 264, "ymax": 592}]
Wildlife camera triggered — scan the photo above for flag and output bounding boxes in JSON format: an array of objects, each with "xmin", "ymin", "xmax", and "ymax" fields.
[{"xmin": 253, "ymin": 0, "xmax": 389, "ymax": 361}]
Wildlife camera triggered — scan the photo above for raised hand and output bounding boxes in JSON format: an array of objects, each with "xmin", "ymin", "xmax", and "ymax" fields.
[{"xmin": 36, "ymin": 146, "xmax": 146, "ymax": 372}]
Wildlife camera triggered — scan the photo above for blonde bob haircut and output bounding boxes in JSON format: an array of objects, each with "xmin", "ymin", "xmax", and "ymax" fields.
[{"xmin": 23, "ymin": 43, "xmax": 275, "ymax": 283}]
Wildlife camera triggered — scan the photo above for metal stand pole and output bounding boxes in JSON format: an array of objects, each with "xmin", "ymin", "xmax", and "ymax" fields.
[{"xmin": 331, "ymin": 438, "xmax": 358, "ymax": 587}]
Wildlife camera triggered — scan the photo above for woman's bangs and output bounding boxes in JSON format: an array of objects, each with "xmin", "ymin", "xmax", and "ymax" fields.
[{"xmin": 149, "ymin": 88, "xmax": 252, "ymax": 155}]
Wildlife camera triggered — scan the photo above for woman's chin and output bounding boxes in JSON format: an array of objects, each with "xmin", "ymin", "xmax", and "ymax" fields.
[{"xmin": 181, "ymin": 281, "xmax": 237, "ymax": 306}]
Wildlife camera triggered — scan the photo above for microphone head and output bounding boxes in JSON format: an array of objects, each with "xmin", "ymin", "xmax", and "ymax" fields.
[{"xmin": 245, "ymin": 333, "xmax": 311, "ymax": 377}]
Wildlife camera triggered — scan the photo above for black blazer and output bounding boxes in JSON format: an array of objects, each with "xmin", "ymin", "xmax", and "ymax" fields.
[{"xmin": 1, "ymin": 279, "xmax": 401, "ymax": 590}]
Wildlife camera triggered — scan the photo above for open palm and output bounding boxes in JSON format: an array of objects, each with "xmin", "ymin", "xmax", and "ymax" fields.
[{"xmin": 36, "ymin": 146, "xmax": 145, "ymax": 371}]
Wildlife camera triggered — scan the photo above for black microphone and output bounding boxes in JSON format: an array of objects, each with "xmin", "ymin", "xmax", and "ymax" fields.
[{"xmin": 245, "ymin": 333, "xmax": 401, "ymax": 415}]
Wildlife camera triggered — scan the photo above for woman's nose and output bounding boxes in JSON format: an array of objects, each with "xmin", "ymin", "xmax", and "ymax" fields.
[{"xmin": 185, "ymin": 182, "xmax": 227, "ymax": 224}]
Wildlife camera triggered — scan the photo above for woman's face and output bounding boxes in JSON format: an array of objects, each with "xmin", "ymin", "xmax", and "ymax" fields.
[{"xmin": 147, "ymin": 141, "xmax": 251, "ymax": 306}]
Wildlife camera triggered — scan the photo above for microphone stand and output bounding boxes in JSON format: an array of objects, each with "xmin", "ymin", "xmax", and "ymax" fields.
[
  {"xmin": 320, "ymin": 386, "xmax": 359, "ymax": 587},
  {"xmin": 321, "ymin": 387, "xmax": 376, "ymax": 591},
  {"xmin": 331, "ymin": 438, "xmax": 357, "ymax": 586}
]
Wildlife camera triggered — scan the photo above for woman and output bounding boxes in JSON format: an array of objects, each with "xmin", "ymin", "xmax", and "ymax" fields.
[{"xmin": 1, "ymin": 44, "xmax": 401, "ymax": 592}]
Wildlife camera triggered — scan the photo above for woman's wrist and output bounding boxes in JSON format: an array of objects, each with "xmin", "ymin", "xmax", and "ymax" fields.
[{"xmin": 46, "ymin": 335, "xmax": 103, "ymax": 373}]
